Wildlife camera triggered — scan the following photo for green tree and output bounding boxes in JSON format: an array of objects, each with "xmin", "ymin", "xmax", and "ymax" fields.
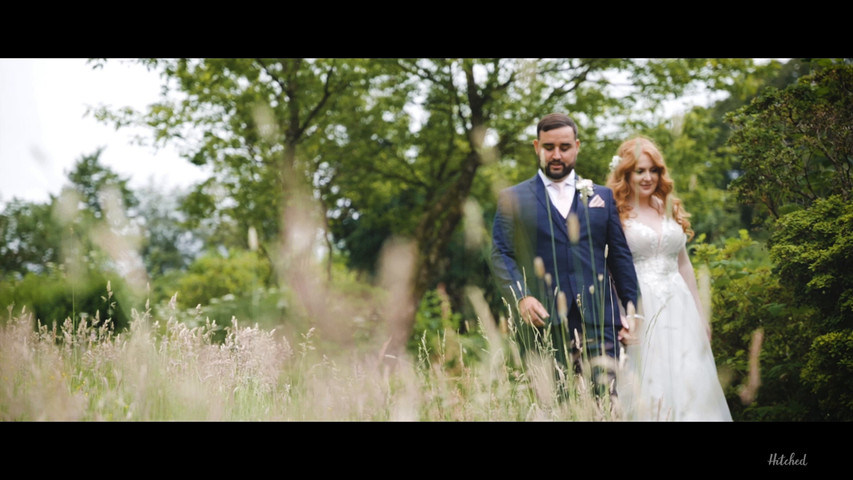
[
  {"xmin": 92, "ymin": 58, "xmax": 768, "ymax": 355},
  {"xmin": 728, "ymin": 62, "xmax": 853, "ymax": 331},
  {"xmin": 4, "ymin": 270, "xmax": 135, "ymax": 332},
  {"xmin": 1, "ymin": 148, "xmax": 138, "ymax": 280},
  {"xmin": 728, "ymin": 60, "xmax": 853, "ymax": 220},
  {"xmin": 325, "ymin": 59, "xmax": 766, "ymax": 343},
  {"xmin": 0, "ymin": 199, "xmax": 62, "ymax": 279},
  {"xmin": 1, "ymin": 149, "xmax": 145, "ymax": 331},
  {"xmin": 723, "ymin": 60, "xmax": 853, "ymax": 420},
  {"xmin": 768, "ymin": 195, "xmax": 853, "ymax": 331},
  {"xmin": 65, "ymin": 146, "xmax": 138, "ymax": 220},
  {"xmin": 91, "ymin": 58, "xmax": 373, "ymax": 258}
]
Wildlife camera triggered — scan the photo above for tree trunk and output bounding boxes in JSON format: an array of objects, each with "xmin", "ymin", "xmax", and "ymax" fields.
[{"xmin": 382, "ymin": 149, "xmax": 483, "ymax": 361}]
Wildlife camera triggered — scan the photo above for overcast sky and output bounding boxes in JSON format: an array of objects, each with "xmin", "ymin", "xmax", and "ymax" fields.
[{"xmin": 0, "ymin": 58, "xmax": 207, "ymax": 206}]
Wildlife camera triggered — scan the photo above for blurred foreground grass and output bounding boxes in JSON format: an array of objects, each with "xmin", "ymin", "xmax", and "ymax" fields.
[{"xmin": 0, "ymin": 291, "xmax": 623, "ymax": 422}]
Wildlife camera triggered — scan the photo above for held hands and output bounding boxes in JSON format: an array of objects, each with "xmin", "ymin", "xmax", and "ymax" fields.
[
  {"xmin": 518, "ymin": 296, "xmax": 549, "ymax": 327},
  {"xmin": 520, "ymin": 296, "xmax": 646, "ymax": 343},
  {"xmin": 618, "ymin": 301, "xmax": 642, "ymax": 346}
]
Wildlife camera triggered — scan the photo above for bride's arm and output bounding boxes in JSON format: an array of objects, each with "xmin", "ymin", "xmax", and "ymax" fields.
[{"xmin": 678, "ymin": 246, "xmax": 710, "ymax": 340}]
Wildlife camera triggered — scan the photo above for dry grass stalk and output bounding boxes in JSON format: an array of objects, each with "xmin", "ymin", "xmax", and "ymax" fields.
[{"xmin": 740, "ymin": 328, "xmax": 763, "ymax": 405}]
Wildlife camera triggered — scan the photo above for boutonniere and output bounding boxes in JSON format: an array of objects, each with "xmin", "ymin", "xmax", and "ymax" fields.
[{"xmin": 576, "ymin": 178, "xmax": 595, "ymax": 202}]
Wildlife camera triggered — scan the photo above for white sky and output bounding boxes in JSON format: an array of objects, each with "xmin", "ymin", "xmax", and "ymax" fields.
[{"xmin": 0, "ymin": 58, "xmax": 208, "ymax": 206}]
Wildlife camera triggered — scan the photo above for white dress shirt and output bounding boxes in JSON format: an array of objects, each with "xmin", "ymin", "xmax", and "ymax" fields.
[{"xmin": 538, "ymin": 169, "xmax": 575, "ymax": 218}]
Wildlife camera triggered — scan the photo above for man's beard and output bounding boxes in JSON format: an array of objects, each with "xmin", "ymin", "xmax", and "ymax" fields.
[{"xmin": 542, "ymin": 161, "xmax": 572, "ymax": 180}]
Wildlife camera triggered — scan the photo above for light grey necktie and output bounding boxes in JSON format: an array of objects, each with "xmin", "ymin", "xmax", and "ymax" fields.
[{"xmin": 556, "ymin": 181, "xmax": 571, "ymax": 218}]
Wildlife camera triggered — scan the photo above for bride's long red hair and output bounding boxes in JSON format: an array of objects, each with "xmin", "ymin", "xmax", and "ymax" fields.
[{"xmin": 606, "ymin": 136, "xmax": 694, "ymax": 240}]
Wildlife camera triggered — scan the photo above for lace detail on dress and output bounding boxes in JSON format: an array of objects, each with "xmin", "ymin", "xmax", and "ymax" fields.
[{"xmin": 624, "ymin": 217, "xmax": 686, "ymax": 301}]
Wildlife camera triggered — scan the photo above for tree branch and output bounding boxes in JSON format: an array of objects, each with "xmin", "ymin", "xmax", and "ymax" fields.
[
  {"xmin": 543, "ymin": 62, "xmax": 595, "ymax": 104},
  {"xmin": 394, "ymin": 58, "xmax": 442, "ymax": 84},
  {"xmin": 296, "ymin": 61, "xmax": 338, "ymax": 138},
  {"xmin": 359, "ymin": 156, "xmax": 430, "ymax": 189}
]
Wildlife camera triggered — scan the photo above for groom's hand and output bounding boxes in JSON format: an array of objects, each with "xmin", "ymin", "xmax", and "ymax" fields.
[{"xmin": 518, "ymin": 296, "xmax": 549, "ymax": 327}]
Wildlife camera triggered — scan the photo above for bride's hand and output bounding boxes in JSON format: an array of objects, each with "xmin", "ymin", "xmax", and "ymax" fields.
[
  {"xmin": 618, "ymin": 322, "xmax": 641, "ymax": 345},
  {"xmin": 618, "ymin": 302, "xmax": 642, "ymax": 345}
]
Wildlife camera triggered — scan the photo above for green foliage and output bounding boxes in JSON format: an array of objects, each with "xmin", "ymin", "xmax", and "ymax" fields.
[
  {"xmin": 0, "ymin": 149, "xmax": 138, "ymax": 281},
  {"xmin": 800, "ymin": 329, "xmax": 853, "ymax": 420},
  {"xmin": 92, "ymin": 59, "xmax": 765, "ymax": 323},
  {"xmin": 0, "ymin": 149, "xmax": 158, "ymax": 333},
  {"xmin": 410, "ymin": 287, "xmax": 462, "ymax": 362},
  {"xmin": 702, "ymin": 60, "xmax": 853, "ymax": 421},
  {"xmin": 160, "ymin": 249, "xmax": 390, "ymax": 350},
  {"xmin": 1, "ymin": 269, "xmax": 138, "ymax": 332},
  {"xmin": 768, "ymin": 195, "xmax": 853, "ymax": 331},
  {"xmin": 65, "ymin": 147, "xmax": 138, "ymax": 219},
  {"xmin": 410, "ymin": 285, "xmax": 494, "ymax": 377},
  {"xmin": 0, "ymin": 199, "xmax": 62, "ymax": 279},
  {"xmin": 693, "ymin": 222, "xmax": 853, "ymax": 420},
  {"xmin": 166, "ymin": 287, "xmax": 290, "ymax": 345},
  {"xmin": 174, "ymin": 249, "xmax": 271, "ymax": 311},
  {"xmin": 727, "ymin": 61, "xmax": 853, "ymax": 220},
  {"xmin": 93, "ymin": 59, "xmax": 375, "ymax": 253},
  {"xmin": 692, "ymin": 230, "xmax": 822, "ymax": 421}
]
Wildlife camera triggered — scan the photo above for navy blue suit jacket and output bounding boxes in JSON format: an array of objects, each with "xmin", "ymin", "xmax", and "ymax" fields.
[{"xmin": 491, "ymin": 173, "xmax": 639, "ymax": 357}]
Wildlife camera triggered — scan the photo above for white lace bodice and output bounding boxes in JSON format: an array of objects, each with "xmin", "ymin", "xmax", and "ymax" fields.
[{"xmin": 623, "ymin": 216, "xmax": 687, "ymax": 300}]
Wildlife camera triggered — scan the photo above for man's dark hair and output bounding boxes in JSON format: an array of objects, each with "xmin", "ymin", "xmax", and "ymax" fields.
[{"xmin": 537, "ymin": 113, "xmax": 578, "ymax": 139}]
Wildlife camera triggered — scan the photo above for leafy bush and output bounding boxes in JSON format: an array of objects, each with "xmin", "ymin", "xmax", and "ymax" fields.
[
  {"xmin": 410, "ymin": 286, "xmax": 488, "ymax": 374},
  {"xmin": 769, "ymin": 195, "xmax": 853, "ymax": 331},
  {"xmin": 410, "ymin": 287, "xmax": 463, "ymax": 365},
  {"xmin": 800, "ymin": 329, "xmax": 853, "ymax": 421},
  {"xmin": 1, "ymin": 270, "xmax": 138, "ymax": 332},
  {"xmin": 174, "ymin": 249, "xmax": 271, "ymax": 310},
  {"xmin": 692, "ymin": 230, "xmax": 822, "ymax": 420}
]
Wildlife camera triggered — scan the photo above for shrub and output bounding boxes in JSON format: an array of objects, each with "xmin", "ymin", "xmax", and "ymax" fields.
[
  {"xmin": 800, "ymin": 329, "xmax": 853, "ymax": 421},
  {"xmin": 2, "ymin": 270, "xmax": 137, "ymax": 332}
]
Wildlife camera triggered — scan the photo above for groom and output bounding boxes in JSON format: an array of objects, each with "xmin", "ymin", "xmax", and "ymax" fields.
[{"xmin": 491, "ymin": 113, "xmax": 639, "ymax": 394}]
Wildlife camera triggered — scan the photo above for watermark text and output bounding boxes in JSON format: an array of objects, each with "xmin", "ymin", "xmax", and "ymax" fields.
[{"xmin": 768, "ymin": 452, "xmax": 807, "ymax": 466}]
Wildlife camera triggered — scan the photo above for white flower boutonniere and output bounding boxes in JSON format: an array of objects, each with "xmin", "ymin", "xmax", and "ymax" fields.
[
  {"xmin": 577, "ymin": 178, "xmax": 595, "ymax": 202},
  {"xmin": 609, "ymin": 155, "xmax": 622, "ymax": 172}
]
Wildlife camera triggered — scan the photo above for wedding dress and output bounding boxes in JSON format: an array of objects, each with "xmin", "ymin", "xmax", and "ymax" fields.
[{"xmin": 620, "ymin": 216, "xmax": 732, "ymax": 421}]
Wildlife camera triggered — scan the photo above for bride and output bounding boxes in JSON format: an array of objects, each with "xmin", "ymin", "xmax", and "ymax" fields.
[{"xmin": 608, "ymin": 136, "xmax": 732, "ymax": 421}]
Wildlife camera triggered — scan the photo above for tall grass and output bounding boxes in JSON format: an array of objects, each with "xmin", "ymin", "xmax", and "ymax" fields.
[
  {"xmin": 1, "ymin": 169, "xmax": 630, "ymax": 421},
  {"xmin": 0, "ymin": 286, "xmax": 626, "ymax": 421}
]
